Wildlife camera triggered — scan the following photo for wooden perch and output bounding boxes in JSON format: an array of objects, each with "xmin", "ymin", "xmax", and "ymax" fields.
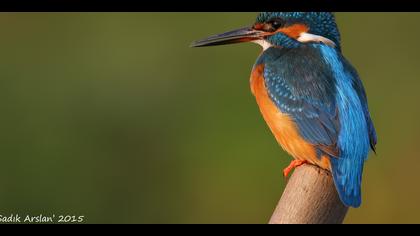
[{"xmin": 269, "ymin": 164, "xmax": 348, "ymax": 224}]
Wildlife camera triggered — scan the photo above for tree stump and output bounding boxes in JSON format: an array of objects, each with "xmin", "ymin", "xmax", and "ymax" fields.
[{"xmin": 269, "ymin": 164, "xmax": 349, "ymax": 224}]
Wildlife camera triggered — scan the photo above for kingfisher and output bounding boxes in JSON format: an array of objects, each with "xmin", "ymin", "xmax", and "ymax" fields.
[{"xmin": 191, "ymin": 12, "xmax": 376, "ymax": 208}]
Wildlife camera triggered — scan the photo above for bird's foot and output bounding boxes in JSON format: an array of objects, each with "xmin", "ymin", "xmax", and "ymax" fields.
[{"xmin": 283, "ymin": 160, "xmax": 308, "ymax": 178}]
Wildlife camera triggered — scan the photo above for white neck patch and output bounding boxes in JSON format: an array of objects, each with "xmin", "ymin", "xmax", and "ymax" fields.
[
  {"xmin": 251, "ymin": 33, "xmax": 336, "ymax": 50},
  {"xmin": 297, "ymin": 32, "xmax": 336, "ymax": 47},
  {"xmin": 252, "ymin": 39, "xmax": 273, "ymax": 51}
]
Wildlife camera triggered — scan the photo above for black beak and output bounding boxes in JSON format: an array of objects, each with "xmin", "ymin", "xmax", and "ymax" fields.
[{"xmin": 190, "ymin": 26, "xmax": 264, "ymax": 47}]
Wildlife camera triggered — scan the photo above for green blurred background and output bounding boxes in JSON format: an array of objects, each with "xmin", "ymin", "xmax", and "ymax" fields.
[{"xmin": 0, "ymin": 12, "xmax": 418, "ymax": 224}]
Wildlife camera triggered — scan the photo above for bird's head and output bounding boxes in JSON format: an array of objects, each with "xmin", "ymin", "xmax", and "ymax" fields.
[{"xmin": 191, "ymin": 12, "xmax": 341, "ymax": 50}]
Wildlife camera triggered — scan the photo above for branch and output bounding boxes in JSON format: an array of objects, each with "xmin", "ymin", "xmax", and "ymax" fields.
[{"xmin": 269, "ymin": 164, "xmax": 348, "ymax": 224}]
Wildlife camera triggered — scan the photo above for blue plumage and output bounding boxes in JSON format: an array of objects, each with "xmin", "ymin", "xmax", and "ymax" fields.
[
  {"xmin": 256, "ymin": 43, "xmax": 375, "ymax": 207},
  {"xmin": 317, "ymin": 44, "xmax": 372, "ymax": 207},
  {"xmin": 256, "ymin": 12, "xmax": 342, "ymax": 51},
  {"xmin": 251, "ymin": 12, "xmax": 377, "ymax": 207},
  {"xmin": 191, "ymin": 12, "xmax": 377, "ymax": 208},
  {"xmin": 256, "ymin": 46, "xmax": 339, "ymax": 150}
]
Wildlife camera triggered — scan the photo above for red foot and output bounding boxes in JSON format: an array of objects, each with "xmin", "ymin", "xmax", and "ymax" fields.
[{"xmin": 283, "ymin": 160, "xmax": 308, "ymax": 178}]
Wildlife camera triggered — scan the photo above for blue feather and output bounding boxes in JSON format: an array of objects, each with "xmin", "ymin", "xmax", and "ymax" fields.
[
  {"xmin": 258, "ymin": 46, "xmax": 340, "ymax": 152},
  {"xmin": 256, "ymin": 44, "xmax": 375, "ymax": 207},
  {"xmin": 343, "ymin": 57, "xmax": 377, "ymax": 152},
  {"xmin": 317, "ymin": 44, "xmax": 371, "ymax": 207},
  {"xmin": 250, "ymin": 12, "xmax": 376, "ymax": 207},
  {"xmin": 256, "ymin": 12, "xmax": 342, "ymax": 51}
]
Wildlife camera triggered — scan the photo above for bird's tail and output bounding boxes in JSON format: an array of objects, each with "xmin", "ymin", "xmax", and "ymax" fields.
[{"xmin": 330, "ymin": 156, "xmax": 364, "ymax": 208}]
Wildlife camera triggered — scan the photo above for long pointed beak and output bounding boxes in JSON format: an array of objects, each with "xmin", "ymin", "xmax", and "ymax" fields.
[{"xmin": 190, "ymin": 26, "xmax": 264, "ymax": 47}]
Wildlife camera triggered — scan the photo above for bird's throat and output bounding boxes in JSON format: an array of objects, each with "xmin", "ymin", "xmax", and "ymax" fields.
[{"xmin": 253, "ymin": 40, "xmax": 273, "ymax": 51}]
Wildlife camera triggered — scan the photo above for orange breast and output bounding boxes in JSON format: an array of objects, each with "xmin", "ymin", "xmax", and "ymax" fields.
[{"xmin": 250, "ymin": 64, "xmax": 331, "ymax": 170}]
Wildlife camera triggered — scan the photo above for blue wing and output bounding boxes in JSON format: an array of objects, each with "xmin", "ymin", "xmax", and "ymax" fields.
[
  {"xmin": 261, "ymin": 46, "xmax": 340, "ymax": 157},
  {"xmin": 342, "ymin": 57, "xmax": 377, "ymax": 152},
  {"xmin": 316, "ymin": 44, "xmax": 373, "ymax": 207},
  {"xmin": 258, "ymin": 45, "xmax": 375, "ymax": 208}
]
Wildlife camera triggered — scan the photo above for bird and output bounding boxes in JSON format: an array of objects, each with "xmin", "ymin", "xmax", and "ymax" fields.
[{"xmin": 190, "ymin": 12, "xmax": 377, "ymax": 208}]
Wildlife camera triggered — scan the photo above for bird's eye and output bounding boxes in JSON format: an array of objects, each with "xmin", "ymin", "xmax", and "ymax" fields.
[
  {"xmin": 271, "ymin": 19, "xmax": 284, "ymax": 28},
  {"xmin": 264, "ymin": 18, "xmax": 285, "ymax": 32}
]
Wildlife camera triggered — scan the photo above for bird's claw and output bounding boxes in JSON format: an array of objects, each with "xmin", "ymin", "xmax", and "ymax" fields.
[{"xmin": 283, "ymin": 160, "xmax": 308, "ymax": 179}]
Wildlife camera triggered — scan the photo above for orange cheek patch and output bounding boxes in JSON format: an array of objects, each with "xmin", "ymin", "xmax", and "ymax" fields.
[{"xmin": 277, "ymin": 23, "xmax": 309, "ymax": 39}]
